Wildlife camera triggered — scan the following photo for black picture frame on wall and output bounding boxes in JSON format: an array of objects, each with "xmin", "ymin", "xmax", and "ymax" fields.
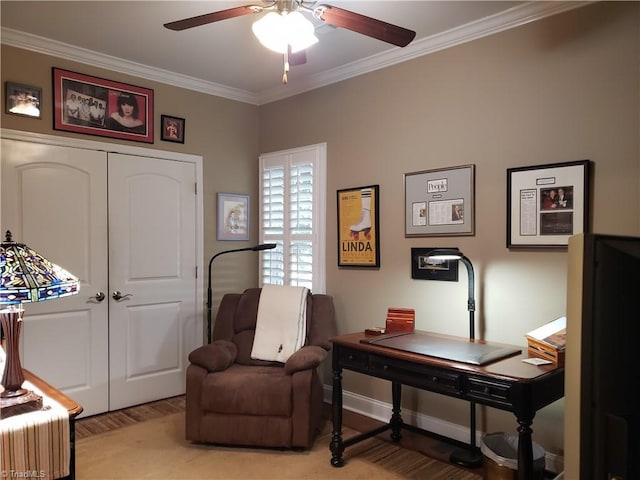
[
  {"xmin": 507, "ymin": 160, "xmax": 590, "ymax": 248},
  {"xmin": 411, "ymin": 247, "xmax": 459, "ymax": 281},
  {"xmin": 337, "ymin": 185, "xmax": 380, "ymax": 268},
  {"xmin": 161, "ymin": 114, "xmax": 185, "ymax": 143},
  {"xmin": 5, "ymin": 81, "xmax": 42, "ymax": 118}
]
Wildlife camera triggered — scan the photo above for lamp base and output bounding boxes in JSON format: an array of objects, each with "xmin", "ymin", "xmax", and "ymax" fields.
[
  {"xmin": 0, "ymin": 390, "xmax": 43, "ymax": 419},
  {"xmin": 449, "ymin": 447, "xmax": 483, "ymax": 468}
]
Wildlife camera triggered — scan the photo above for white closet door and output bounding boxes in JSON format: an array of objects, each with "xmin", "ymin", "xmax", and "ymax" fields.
[
  {"xmin": 1, "ymin": 139, "xmax": 110, "ymax": 416},
  {"xmin": 107, "ymin": 153, "xmax": 197, "ymax": 410}
]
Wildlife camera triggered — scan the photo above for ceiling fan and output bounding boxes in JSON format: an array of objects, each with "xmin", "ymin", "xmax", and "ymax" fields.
[{"xmin": 164, "ymin": 1, "xmax": 416, "ymax": 84}]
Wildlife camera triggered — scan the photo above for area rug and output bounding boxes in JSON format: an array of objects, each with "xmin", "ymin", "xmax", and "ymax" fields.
[{"xmin": 75, "ymin": 412, "xmax": 482, "ymax": 479}]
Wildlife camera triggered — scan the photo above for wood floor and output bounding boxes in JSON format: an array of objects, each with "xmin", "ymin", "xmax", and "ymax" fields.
[
  {"xmin": 76, "ymin": 396, "xmax": 484, "ymax": 477},
  {"xmin": 331, "ymin": 405, "xmax": 485, "ymax": 477},
  {"xmin": 75, "ymin": 395, "xmax": 186, "ymax": 439}
]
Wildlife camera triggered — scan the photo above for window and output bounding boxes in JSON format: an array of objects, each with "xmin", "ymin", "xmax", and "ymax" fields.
[{"xmin": 259, "ymin": 143, "xmax": 326, "ymax": 293}]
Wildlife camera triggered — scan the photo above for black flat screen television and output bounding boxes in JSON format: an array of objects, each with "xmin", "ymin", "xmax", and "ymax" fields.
[{"xmin": 565, "ymin": 233, "xmax": 640, "ymax": 479}]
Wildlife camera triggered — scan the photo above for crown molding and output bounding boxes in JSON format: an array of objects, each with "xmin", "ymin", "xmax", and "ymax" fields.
[
  {"xmin": 257, "ymin": 1, "xmax": 591, "ymax": 104},
  {"xmin": 1, "ymin": 2, "xmax": 589, "ymax": 106}
]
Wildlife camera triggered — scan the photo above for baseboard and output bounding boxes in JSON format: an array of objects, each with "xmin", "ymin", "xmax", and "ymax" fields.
[{"xmin": 323, "ymin": 384, "xmax": 564, "ymax": 474}]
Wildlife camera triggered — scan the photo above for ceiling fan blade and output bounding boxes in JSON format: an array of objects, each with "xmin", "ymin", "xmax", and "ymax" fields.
[
  {"xmin": 164, "ymin": 5, "xmax": 262, "ymax": 31},
  {"xmin": 315, "ymin": 5, "xmax": 416, "ymax": 47}
]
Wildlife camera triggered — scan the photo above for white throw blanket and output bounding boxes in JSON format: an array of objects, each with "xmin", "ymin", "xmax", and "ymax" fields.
[{"xmin": 251, "ymin": 285, "xmax": 308, "ymax": 362}]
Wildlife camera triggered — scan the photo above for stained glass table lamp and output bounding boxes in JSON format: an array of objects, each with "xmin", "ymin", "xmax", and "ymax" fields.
[{"xmin": 0, "ymin": 230, "xmax": 80, "ymax": 418}]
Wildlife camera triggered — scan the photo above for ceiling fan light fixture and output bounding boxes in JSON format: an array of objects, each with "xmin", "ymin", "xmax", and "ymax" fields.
[{"xmin": 252, "ymin": 10, "xmax": 318, "ymax": 54}]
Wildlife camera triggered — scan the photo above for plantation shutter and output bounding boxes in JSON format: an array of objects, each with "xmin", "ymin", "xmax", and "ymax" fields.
[{"xmin": 259, "ymin": 143, "xmax": 326, "ymax": 293}]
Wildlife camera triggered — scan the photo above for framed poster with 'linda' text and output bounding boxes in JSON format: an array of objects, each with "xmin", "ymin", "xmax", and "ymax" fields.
[{"xmin": 337, "ymin": 185, "xmax": 380, "ymax": 268}]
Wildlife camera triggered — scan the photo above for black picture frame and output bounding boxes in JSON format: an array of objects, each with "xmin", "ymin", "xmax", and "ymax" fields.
[
  {"xmin": 337, "ymin": 185, "xmax": 380, "ymax": 268},
  {"xmin": 507, "ymin": 160, "xmax": 590, "ymax": 248},
  {"xmin": 161, "ymin": 114, "xmax": 185, "ymax": 143},
  {"xmin": 411, "ymin": 247, "xmax": 459, "ymax": 281},
  {"xmin": 5, "ymin": 81, "xmax": 42, "ymax": 118}
]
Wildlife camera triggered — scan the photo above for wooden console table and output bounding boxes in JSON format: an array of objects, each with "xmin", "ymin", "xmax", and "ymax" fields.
[
  {"xmin": 330, "ymin": 331, "xmax": 564, "ymax": 480},
  {"xmin": 23, "ymin": 370, "xmax": 83, "ymax": 480}
]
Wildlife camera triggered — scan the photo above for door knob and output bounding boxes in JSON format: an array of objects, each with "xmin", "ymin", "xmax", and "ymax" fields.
[
  {"xmin": 112, "ymin": 291, "xmax": 132, "ymax": 301},
  {"xmin": 91, "ymin": 292, "xmax": 106, "ymax": 302}
]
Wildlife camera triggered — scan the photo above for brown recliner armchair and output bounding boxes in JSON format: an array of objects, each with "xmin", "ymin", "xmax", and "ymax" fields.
[{"xmin": 185, "ymin": 287, "xmax": 337, "ymax": 449}]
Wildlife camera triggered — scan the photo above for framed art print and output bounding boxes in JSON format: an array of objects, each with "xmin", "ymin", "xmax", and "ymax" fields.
[
  {"xmin": 217, "ymin": 193, "xmax": 250, "ymax": 241},
  {"xmin": 507, "ymin": 160, "xmax": 590, "ymax": 248},
  {"xmin": 411, "ymin": 247, "xmax": 459, "ymax": 281},
  {"xmin": 405, "ymin": 164, "xmax": 475, "ymax": 237},
  {"xmin": 5, "ymin": 82, "xmax": 42, "ymax": 118},
  {"xmin": 52, "ymin": 67, "xmax": 154, "ymax": 143},
  {"xmin": 337, "ymin": 185, "xmax": 380, "ymax": 268},
  {"xmin": 161, "ymin": 115, "xmax": 185, "ymax": 143}
]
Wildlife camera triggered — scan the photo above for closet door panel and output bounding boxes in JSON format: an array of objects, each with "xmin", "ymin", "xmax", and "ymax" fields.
[
  {"xmin": 107, "ymin": 152, "xmax": 196, "ymax": 410},
  {"xmin": 1, "ymin": 139, "xmax": 109, "ymax": 417}
]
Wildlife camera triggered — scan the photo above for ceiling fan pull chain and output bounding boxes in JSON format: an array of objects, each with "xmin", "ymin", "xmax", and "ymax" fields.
[
  {"xmin": 282, "ymin": 50, "xmax": 290, "ymax": 84},
  {"xmin": 163, "ymin": 2, "xmax": 416, "ymax": 84}
]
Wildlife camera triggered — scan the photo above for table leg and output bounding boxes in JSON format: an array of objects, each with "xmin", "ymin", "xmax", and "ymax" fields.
[
  {"xmin": 516, "ymin": 416, "xmax": 535, "ymax": 480},
  {"xmin": 69, "ymin": 417, "xmax": 76, "ymax": 480},
  {"xmin": 390, "ymin": 381, "xmax": 402, "ymax": 441},
  {"xmin": 330, "ymin": 366, "xmax": 345, "ymax": 467},
  {"xmin": 58, "ymin": 417, "xmax": 75, "ymax": 480}
]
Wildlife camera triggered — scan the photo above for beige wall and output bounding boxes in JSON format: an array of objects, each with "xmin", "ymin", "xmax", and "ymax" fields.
[
  {"xmin": 259, "ymin": 1, "xmax": 640, "ymax": 458},
  {"xmin": 0, "ymin": 45, "xmax": 261, "ymax": 308},
  {"xmin": 1, "ymin": 0, "xmax": 638, "ymax": 463}
]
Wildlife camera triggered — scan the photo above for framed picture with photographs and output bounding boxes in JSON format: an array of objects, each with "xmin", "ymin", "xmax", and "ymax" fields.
[
  {"xmin": 507, "ymin": 160, "xmax": 591, "ymax": 248},
  {"xmin": 411, "ymin": 247, "xmax": 459, "ymax": 281},
  {"xmin": 161, "ymin": 115, "xmax": 185, "ymax": 143},
  {"xmin": 217, "ymin": 193, "xmax": 250, "ymax": 241},
  {"xmin": 337, "ymin": 185, "xmax": 380, "ymax": 268},
  {"xmin": 5, "ymin": 82, "xmax": 42, "ymax": 118},
  {"xmin": 404, "ymin": 164, "xmax": 475, "ymax": 237},
  {"xmin": 52, "ymin": 67, "xmax": 154, "ymax": 143}
]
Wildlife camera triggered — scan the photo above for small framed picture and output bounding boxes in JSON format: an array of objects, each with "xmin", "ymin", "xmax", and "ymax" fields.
[
  {"xmin": 5, "ymin": 82, "xmax": 42, "ymax": 118},
  {"xmin": 161, "ymin": 114, "xmax": 185, "ymax": 143},
  {"xmin": 217, "ymin": 193, "xmax": 250, "ymax": 241},
  {"xmin": 411, "ymin": 247, "xmax": 459, "ymax": 281}
]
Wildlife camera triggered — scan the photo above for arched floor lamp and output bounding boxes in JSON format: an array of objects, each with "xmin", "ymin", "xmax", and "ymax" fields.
[
  {"xmin": 427, "ymin": 248, "xmax": 483, "ymax": 468},
  {"xmin": 206, "ymin": 243, "xmax": 276, "ymax": 343}
]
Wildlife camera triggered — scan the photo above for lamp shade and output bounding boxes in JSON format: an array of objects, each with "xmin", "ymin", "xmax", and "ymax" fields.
[
  {"xmin": 252, "ymin": 11, "xmax": 318, "ymax": 54},
  {"xmin": 0, "ymin": 230, "xmax": 80, "ymax": 305}
]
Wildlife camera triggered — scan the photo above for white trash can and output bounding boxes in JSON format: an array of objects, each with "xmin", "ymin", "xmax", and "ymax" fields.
[{"xmin": 481, "ymin": 432, "xmax": 545, "ymax": 480}]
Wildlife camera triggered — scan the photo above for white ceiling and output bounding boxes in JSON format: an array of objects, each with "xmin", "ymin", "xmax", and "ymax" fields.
[{"xmin": 1, "ymin": 1, "xmax": 588, "ymax": 105}]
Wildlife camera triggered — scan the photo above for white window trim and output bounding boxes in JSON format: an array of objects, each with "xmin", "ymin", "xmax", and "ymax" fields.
[{"xmin": 259, "ymin": 142, "xmax": 326, "ymax": 293}]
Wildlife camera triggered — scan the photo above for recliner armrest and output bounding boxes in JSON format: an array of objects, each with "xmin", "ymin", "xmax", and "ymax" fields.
[
  {"xmin": 188, "ymin": 340, "xmax": 238, "ymax": 372},
  {"xmin": 284, "ymin": 346, "xmax": 327, "ymax": 375}
]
